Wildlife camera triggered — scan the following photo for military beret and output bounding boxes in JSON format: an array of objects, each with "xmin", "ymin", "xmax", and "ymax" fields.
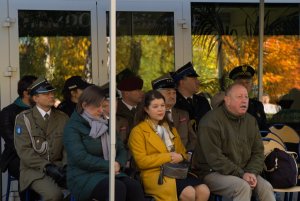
[
  {"xmin": 116, "ymin": 68, "xmax": 136, "ymax": 84},
  {"xmin": 172, "ymin": 62, "xmax": 199, "ymax": 82},
  {"xmin": 29, "ymin": 77, "xmax": 55, "ymax": 96},
  {"xmin": 229, "ymin": 65, "xmax": 256, "ymax": 80},
  {"xmin": 152, "ymin": 74, "xmax": 175, "ymax": 90},
  {"xmin": 115, "ymin": 68, "xmax": 143, "ymax": 91}
]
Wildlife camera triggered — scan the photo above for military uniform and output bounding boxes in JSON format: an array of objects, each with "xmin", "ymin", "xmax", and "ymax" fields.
[
  {"xmin": 14, "ymin": 78, "xmax": 69, "ymax": 201},
  {"xmin": 151, "ymin": 73, "xmax": 199, "ymax": 151},
  {"xmin": 172, "ymin": 108, "xmax": 197, "ymax": 151},
  {"xmin": 171, "ymin": 62, "xmax": 211, "ymax": 132},
  {"xmin": 116, "ymin": 69, "xmax": 143, "ymax": 147},
  {"xmin": 248, "ymin": 98, "xmax": 267, "ymax": 131},
  {"xmin": 116, "ymin": 115, "xmax": 130, "ymax": 145},
  {"xmin": 175, "ymin": 92, "xmax": 211, "ymax": 132},
  {"xmin": 116, "ymin": 100, "xmax": 136, "ymax": 145},
  {"xmin": 14, "ymin": 107, "xmax": 68, "ymax": 191}
]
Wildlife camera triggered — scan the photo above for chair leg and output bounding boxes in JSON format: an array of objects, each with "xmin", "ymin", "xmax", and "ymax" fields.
[
  {"xmin": 289, "ymin": 192, "xmax": 294, "ymax": 201},
  {"xmin": 284, "ymin": 192, "xmax": 289, "ymax": 201},
  {"xmin": 70, "ymin": 194, "xmax": 76, "ymax": 201},
  {"xmin": 215, "ymin": 195, "xmax": 222, "ymax": 201},
  {"xmin": 25, "ymin": 189, "xmax": 30, "ymax": 201},
  {"xmin": 6, "ymin": 175, "xmax": 12, "ymax": 201}
]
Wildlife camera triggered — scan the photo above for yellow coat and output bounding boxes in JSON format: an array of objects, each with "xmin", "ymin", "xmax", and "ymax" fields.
[{"xmin": 128, "ymin": 121, "xmax": 187, "ymax": 201}]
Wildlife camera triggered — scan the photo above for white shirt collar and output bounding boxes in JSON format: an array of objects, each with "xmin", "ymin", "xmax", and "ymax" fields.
[
  {"xmin": 121, "ymin": 100, "xmax": 136, "ymax": 111},
  {"xmin": 184, "ymin": 96, "xmax": 193, "ymax": 100},
  {"xmin": 36, "ymin": 106, "xmax": 51, "ymax": 119}
]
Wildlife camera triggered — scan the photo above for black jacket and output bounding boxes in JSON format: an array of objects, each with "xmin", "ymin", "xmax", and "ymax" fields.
[
  {"xmin": 0, "ymin": 98, "xmax": 30, "ymax": 172},
  {"xmin": 57, "ymin": 100, "xmax": 76, "ymax": 117},
  {"xmin": 175, "ymin": 92, "xmax": 211, "ymax": 132},
  {"xmin": 248, "ymin": 98, "xmax": 267, "ymax": 131}
]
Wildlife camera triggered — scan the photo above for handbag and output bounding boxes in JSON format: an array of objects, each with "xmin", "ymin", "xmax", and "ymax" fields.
[
  {"xmin": 158, "ymin": 162, "xmax": 189, "ymax": 185},
  {"xmin": 264, "ymin": 148, "xmax": 298, "ymax": 188}
]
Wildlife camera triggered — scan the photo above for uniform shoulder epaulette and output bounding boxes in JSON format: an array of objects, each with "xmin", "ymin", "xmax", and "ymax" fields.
[
  {"xmin": 15, "ymin": 109, "xmax": 31, "ymax": 119},
  {"xmin": 20, "ymin": 109, "xmax": 31, "ymax": 115}
]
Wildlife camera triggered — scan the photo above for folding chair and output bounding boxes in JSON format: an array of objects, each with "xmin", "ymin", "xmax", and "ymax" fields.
[
  {"xmin": 269, "ymin": 124, "xmax": 300, "ymax": 145},
  {"xmin": 269, "ymin": 124, "xmax": 300, "ymax": 163}
]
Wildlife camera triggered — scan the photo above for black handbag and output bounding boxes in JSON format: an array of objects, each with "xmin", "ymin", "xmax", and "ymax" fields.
[
  {"xmin": 264, "ymin": 148, "xmax": 298, "ymax": 188},
  {"xmin": 158, "ymin": 162, "xmax": 189, "ymax": 185}
]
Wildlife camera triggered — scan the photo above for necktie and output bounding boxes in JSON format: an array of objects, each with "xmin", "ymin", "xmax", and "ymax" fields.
[
  {"xmin": 187, "ymin": 97, "xmax": 193, "ymax": 105},
  {"xmin": 165, "ymin": 110, "xmax": 173, "ymax": 123},
  {"xmin": 44, "ymin": 113, "xmax": 49, "ymax": 127},
  {"xmin": 44, "ymin": 113, "xmax": 49, "ymax": 121},
  {"xmin": 131, "ymin": 107, "xmax": 137, "ymax": 114}
]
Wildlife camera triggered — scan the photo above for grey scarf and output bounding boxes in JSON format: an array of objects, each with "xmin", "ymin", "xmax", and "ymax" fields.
[{"xmin": 81, "ymin": 111, "xmax": 110, "ymax": 160}]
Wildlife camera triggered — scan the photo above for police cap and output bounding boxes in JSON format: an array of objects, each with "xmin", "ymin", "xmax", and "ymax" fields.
[
  {"xmin": 63, "ymin": 76, "xmax": 91, "ymax": 92},
  {"xmin": 172, "ymin": 62, "xmax": 199, "ymax": 82},
  {"xmin": 229, "ymin": 65, "xmax": 255, "ymax": 80},
  {"xmin": 152, "ymin": 74, "xmax": 175, "ymax": 90},
  {"xmin": 29, "ymin": 77, "xmax": 55, "ymax": 96}
]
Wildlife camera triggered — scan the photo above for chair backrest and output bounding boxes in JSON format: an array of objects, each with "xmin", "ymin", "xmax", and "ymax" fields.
[
  {"xmin": 264, "ymin": 132, "xmax": 285, "ymax": 145},
  {"xmin": 262, "ymin": 138, "xmax": 286, "ymax": 156},
  {"xmin": 269, "ymin": 124, "xmax": 300, "ymax": 143}
]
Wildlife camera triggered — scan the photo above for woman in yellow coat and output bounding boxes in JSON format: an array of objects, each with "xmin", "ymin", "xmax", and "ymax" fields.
[{"xmin": 128, "ymin": 90, "xmax": 210, "ymax": 201}]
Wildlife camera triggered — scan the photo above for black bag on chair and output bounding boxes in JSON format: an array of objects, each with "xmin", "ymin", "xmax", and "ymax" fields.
[{"xmin": 264, "ymin": 148, "xmax": 298, "ymax": 188}]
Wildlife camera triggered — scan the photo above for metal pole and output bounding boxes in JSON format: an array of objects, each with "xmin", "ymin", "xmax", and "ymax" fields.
[
  {"xmin": 258, "ymin": 0, "xmax": 264, "ymax": 101},
  {"xmin": 0, "ymin": 138, "xmax": 2, "ymax": 199},
  {"xmin": 109, "ymin": 0, "xmax": 116, "ymax": 200}
]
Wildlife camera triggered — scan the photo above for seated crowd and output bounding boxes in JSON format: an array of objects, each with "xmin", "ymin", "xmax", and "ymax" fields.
[{"xmin": 0, "ymin": 63, "xmax": 284, "ymax": 201}]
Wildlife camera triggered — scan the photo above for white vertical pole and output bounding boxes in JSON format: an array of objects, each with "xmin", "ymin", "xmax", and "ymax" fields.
[
  {"xmin": 258, "ymin": 0, "xmax": 264, "ymax": 101},
  {"xmin": 109, "ymin": 0, "xmax": 116, "ymax": 199}
]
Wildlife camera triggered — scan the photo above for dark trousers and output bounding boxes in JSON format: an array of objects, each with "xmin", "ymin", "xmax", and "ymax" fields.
[{"xmin": 90, "ymin": 176, "xmax": 145, "ymax": 201}]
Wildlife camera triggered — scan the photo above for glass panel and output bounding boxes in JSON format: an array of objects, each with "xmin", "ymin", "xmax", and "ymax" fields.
[
  {"xmin": 192, "ymin": 3, "xmax": 259, "ymax": 95},
  {"xmin": 191, "ymin": 3, "xmax": 300, "ymax": 125},
  {"xmin": 107, "ymin": 12, "xmax": 175, "ymax": 91},
  {"xmin": 18, "ymin": 10, "xmax": 92, "ymax": 100},
  {"xmin": 263, "ymin": 4, "xmax": 299, "ymax": 107}
]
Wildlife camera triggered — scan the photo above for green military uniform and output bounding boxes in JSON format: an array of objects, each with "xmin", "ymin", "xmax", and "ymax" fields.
[
  {"xmin": 14, "ymin": 106, "xmax": 68, "ymax": 191},
  {"xmin": 14, "ymin": 77, "xmax": 69, "ymax": 201}
]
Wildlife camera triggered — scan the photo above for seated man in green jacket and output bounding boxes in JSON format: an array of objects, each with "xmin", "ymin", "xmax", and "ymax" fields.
[{"xmin": 192, "ymin": 83, "xmax": 275, "ymax": 201}]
